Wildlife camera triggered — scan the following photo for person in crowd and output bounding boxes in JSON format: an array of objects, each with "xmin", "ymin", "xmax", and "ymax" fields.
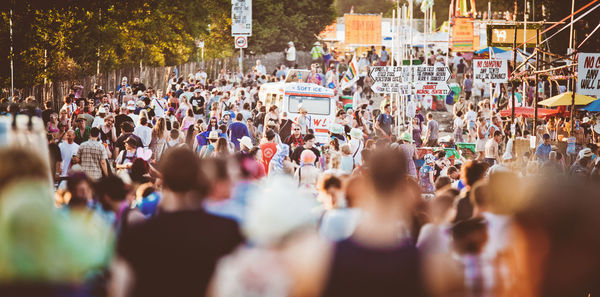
[
  {"xmin": 110, "ymin": 147, "xmax": 243, "ymax": 297},
  {"xmin": 74, "ymin": 127, "xmax": 108, "ymax": 180}
]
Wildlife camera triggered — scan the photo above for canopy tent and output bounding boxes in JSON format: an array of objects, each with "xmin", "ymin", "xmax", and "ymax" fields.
[
  {"xmin": 499, "ymin": 107, "xmax": 562, "ymax": 118},
  {"xmin": 538, "ymin": 92, "xmax": 597, "ymax": 107},
  {"xmin": 583, "ymin": 99, "xmax": 600, "ymax": 112},
  {"xmin": 474, "ymin": 47, "xmax": 506, "ymax": 54}
]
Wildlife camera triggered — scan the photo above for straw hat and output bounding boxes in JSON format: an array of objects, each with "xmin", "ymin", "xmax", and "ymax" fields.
[
  {"xmin": 582, "ymin": 117, "xmax": 590, "ymax": 124},
  {"xmin": 298, "ymin": 107, "xmax": 308, "ymax": 114},
  {"xmin": 207, "ymin": 130, "xmax": 220, "ymax": 140},
  {"xmin": 238, "ymin": 136, "xmax": 253, "ymax": 150}
]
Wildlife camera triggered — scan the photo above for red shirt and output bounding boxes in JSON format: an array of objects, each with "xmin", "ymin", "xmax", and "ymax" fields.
[{"xmin": 260, "ymin": 142, "xmax": 278, "ymax": 173}]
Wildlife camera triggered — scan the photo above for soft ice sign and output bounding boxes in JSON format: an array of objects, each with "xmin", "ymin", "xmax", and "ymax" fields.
[
  {"xmin": 473, "ymin": 59, "xmax": 508, "ymax": 83},
  {"xmin": 578, "ymin": 53, "xmax": 600, "ymax": 96}
]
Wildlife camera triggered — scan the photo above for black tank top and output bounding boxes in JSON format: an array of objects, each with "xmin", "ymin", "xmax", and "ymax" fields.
[{"xmin": 321, "ymin": 238, "xmax": 426, "ymax": 297}]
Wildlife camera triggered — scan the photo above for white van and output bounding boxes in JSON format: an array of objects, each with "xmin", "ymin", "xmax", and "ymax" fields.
[{"xmin": 259, "ymin": 81, "xmax": 336, "ymax": 144}]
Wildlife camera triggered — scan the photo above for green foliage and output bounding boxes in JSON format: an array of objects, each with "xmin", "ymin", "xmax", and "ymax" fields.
[
  {"xmin": 335, "ymin": 0, "xmax": 394, "ymax": 17},
  {"xmin": 0, "ymin": 0, "xmax": 336, "ymax": 88}
]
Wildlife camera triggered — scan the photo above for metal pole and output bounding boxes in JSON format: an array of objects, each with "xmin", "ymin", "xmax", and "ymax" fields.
[
  {"xmin": 511, "ymin": 23, "xmax": 517, "ymax": 123},
  {"xmin": 568, "ymin": 0, "xmax": 575, "ymax": 91},
  {"xmin": 9, "ymin": 6, "xmax": 14, "ymax": 100},
  {"xmin": 533, "ymin": 29, "xmax": 540, "ymax": 135},
  {"xmin": 240, "ymin": 48, "xmax": 243, "ymax": 74}
]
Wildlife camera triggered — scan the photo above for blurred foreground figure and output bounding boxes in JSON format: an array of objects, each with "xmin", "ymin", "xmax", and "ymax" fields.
[{"xmin": 111, "ymin": 147, "xmax": 243, "ymax": 297}]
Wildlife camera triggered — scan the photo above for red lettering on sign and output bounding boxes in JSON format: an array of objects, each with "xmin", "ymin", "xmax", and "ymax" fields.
[{"xmin": 584, "ymin": 56, "xmax": 595, "ymax": 68}]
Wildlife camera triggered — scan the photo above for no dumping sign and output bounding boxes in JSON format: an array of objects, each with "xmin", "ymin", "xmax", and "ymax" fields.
[
  {"xmin": 578, "ymin": 53, "xmax": 600, "ymax": 97},
  {"xmin": 473, "ymin": 59, "xmax": 508, "ymax": 83}
]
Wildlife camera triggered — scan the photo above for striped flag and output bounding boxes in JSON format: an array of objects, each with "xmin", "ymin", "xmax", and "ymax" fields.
[{"xmin": 341, "ymin": 55, "xmax": 359, "ymax": 89}]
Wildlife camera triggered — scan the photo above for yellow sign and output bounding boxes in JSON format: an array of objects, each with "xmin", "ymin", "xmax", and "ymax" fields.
[
  {"xmin": 488, "ymin": 25, "xmax": 540, "ymax": 47},
  {"xmin": 344, "ymin": 14, "xmax": 382, "ymax": 46},
  {"xmin": 451, "ymin": 17, "xmax": 474, "ymax": 52}
]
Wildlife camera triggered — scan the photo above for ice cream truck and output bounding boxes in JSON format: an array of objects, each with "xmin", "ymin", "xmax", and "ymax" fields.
[{"xmin": 259, "ymin": 81, "xmax": 336, "ymax": 144}]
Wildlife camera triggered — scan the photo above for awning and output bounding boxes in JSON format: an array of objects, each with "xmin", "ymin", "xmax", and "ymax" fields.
[{"xmin": 499, "ymin": 106, "xmax": 561, "ymax": 118}]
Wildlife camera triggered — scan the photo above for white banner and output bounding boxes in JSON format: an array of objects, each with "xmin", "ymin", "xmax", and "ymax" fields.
[
  {"xmin": 232, "ymin": 0, "xmax": 252, "ymax": 36},
  {"xmin": 577, "ymin": 53, "xmax": 600, "ymax": 97},
  {"xmin": 473, "ymin": 59, "xmax": 508, "ymax": 83}
]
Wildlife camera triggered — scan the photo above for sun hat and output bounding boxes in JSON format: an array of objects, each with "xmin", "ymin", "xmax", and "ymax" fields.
[
  {"xmin": 424, "ymin": 153, "xmax": 436, "ymax": 164},
  {"xmin": 136, "ymin": 91, "xmax": 144, "ymax": 96},
  {"xmin": 328, "ymin": 123, "xmax": 344, "ymax": 135},
  {"xmin": 314, "ymin": 41, "xmax": 320, "ymax": 46},
  {"xmin": 579, "ymin": 148, "xmax": 593, "ymax": 159},
  {"xmin": 298, "ymin": 107, "xmax": 307, "ymax": 114},
  {"xmin": 400, "ymin": 131, "xmax": 414, "ymax": 143},
  {"xmin": 127, "ymin": 100, "xmax": 136, "ymax": 110},
  {"xmin": 238, "ymin": 136, "xmax": 253, "ymax": 150},
  {"xmin": 194, "ymin": 88, "xmax": 202, "ymax": 93},
  {"xmin": 582, "ymin": 117, "xmax": 590, "ymax": 124},
  {"xmin": 349, "ymin": 128, "xmax": 363, "ymax": 140},
  {"xmin": 594, "ymin": 123, "xmax": 600, "ymax": 134},
  {"xmin": 288, "ymin": 41, "xmax": 294, "ymax": 45},
  {"xmin": 97, "ymin": 107, "xmax": 106, "ymax": 115},
  {"xmin": 207, "ymin": 130, "xmax": 220, "ymax": 140}
]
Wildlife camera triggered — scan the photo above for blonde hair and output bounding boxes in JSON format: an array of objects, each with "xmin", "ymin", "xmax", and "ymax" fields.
[
  {"xmin": 329, "ymin": 151, "xmax": 341, "ymax": 169},
  {"xmin": 341, "ymin": 144, "xmax": 352, "ymax": 155}
]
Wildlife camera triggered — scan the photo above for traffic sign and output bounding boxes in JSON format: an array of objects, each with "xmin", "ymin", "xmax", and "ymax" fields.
[
  {"xmin": 235, "ymin": 36, "xmax": 248, "ymax": 48},
  {"xmin": 232, "ymin": 0, "xmax": 252, "ymax": 36}
]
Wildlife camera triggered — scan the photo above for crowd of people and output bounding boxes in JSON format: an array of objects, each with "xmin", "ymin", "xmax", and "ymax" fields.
[{"xmin": 1, "ymin": 48, "xmax": 600, "ymax": 297}]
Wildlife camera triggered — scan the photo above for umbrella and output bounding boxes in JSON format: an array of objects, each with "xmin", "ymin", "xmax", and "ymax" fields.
[
  {"xmin": 583, "ymin": 99, "xmax": 600, "ymax": 112},
  {"xmin": 474, "ymin": 47, "xmax": 506, "ymax": 54},
  {"xmin": 538, "ymin": 92, "xmax": 597, "ymax": 107}
]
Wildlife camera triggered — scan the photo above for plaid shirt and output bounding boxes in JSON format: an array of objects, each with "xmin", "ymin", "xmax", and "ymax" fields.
[{"xmin": 76, "ymin": 139, "xmax": 107, "ymax": 180}]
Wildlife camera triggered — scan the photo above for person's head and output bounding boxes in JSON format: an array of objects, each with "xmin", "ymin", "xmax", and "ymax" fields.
[
  {"xmin": 202, "ymin": 157, "xmax": 233, "ymax": 200},
  {"xmin": 95, "ymin": 175, "xmax": 130, "ymax": 211},
  {"xmin": 384, "ymin": 104, "xmax": 391, "ymax": 114},
  {"xmin": 125, "ymin": 137, "xmax": 139, "ymax": 151},
  {"xmin": 461, "ymin": 160, "xmax": 489, "ymax": 188},
  {"xmin": 427, "ymin": 112, "xmax": 434, "ymax": 120},
  {"xmin": 543, "ymin": 133, "xmax": 551, "ymax": 145},
  {"xmin": 430, "ymin": 192, "xmax": 457, "ymax": 224},
  {"xmin": 367, "ymin": 147, "xmax": 407, "ymax": 197},
  {"xmin": 265, "ymin": 129, "xmax": 276, "ymax": 142},
  {"xmin": 447, "ymin": 166, "xmax": 459, "ymax": 180},
  {"xmin": 292, "ymin": 124, "xmax": 301, "ymax": 136},
  {"xmin": 493, "ymin": 116, "xmax": 500, "ymax": 126},
  {"xmin": 304, "ymin": 134, "xmax": 315, "ymax": 147},
  {"xmin": 318, "ymin": 174, "xmax": 344, "ymax": 208},
  {"xmin": 494, "ymin": 130, "xmax": 503, "ymax": 143},
  {"xmin": 90, "ymin": 127, "xmax": 100, "ymax": 139},
  {"xmin": 452, "ymin": 217, "xmax": 488, "ymax": 255},
  {"xmin": 66, "ymin": 173, "xmax": 93, "ymax": 207},
  {"xmin": 159, "ymin": 147, "xmax": 206, "ymax": 195},
  {"xmin": 300, "ymin": 149, "xmax": 317, "ymax": 165},
  {"xmin": 121, "ymin": 121, "xmax": 134, "ymax": 134},
  {"xmin": 435, "ymin": 176, "xmax": 452, "ymax": 191},
  {"xmin": 215, "ymin": 137, "xmax": 229, "ymax": 153},
  {"xmin": 0, "ymin": 148, "xmax": 50, "ymax": 192},
  {"xmin": 65, "ymin": 130, "xmax": 75, "ymax": 143},
  {"xmin": 235, "ymin": 113, "xmax": 243, "ymax": 122},
  {"xmin": 256, "ymin": 59, "xmax": 261, "ymax": 66}
]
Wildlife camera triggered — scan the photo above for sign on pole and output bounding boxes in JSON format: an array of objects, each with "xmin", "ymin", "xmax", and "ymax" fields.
[
  {"xmin": 235, "ymin": 36, "xmax": 248, "ymax": 48},
  {"xmin": 473, "ymin": 59, "xmax": 509, "ymax": 83},
  {"xmin": 577, "ymin": 53, "xmax": 600, "ymax": 97},
  {"xmin": 232, "ymin": 0, "xmax": 252, "ymax": 36},
  {"xmin": 369, "ymin": 66, "xmax": 411, "ymax": 94},
  {"xmin": 413, "ymin": 66, "xmax": 451, "ymax": 95},
  {"xmin": 487, "ymin": 24, "xmax": 540, "ymax": 47}
]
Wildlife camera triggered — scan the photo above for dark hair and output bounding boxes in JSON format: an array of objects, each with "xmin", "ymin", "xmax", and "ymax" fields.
[
  {"xmin": 435, "ymin": 176, "xmax": 452, "ymax": 191},
  {"xmin": 451, "ymin": 217, "xmax": 488, "ymax": 254},
  {"xmin": 95, "ymin": 175, "xmax": 128, "ymax": 202},
  {"xmin": 90, "ymin": 127, "xmax": 100, "ymax": 138},
  {"xmin": 140, "ymin": 117, "xmax": 148, "ymax": 126},
  {"xmin": 322, "ymin": 174, "xmax": 342, "ymax": 191},
  {"xmin": 304, "ymin": 134, "xmax": 315, "ymax": 142},
  {"xmin": 494, "ymin": 131, "xmax": 502, "ymax": 137},
  {"xmin": 236, "ymin": 113, "xmax": 243, "ymax": 121},
  {"xmin": 121, "ymin": 121, "xmax": 134, "ymax": 133},
  {"xmin": 125, "ymin": 136, "xmax": 139, "ymax": 147},
  {"xmin": 447, "ymin": 166, "xmax": 459, "ymax": 175},
  {"xmin": 159, "ymin": 147, "xmax": 206, "ymax": 194},
  {"xmin": 265, "ymin": 129, "xmax": 276, "ymax": 141},
  {"xmin": 461, "ymin": 161, "xmax": 489, "ymax": 187}
]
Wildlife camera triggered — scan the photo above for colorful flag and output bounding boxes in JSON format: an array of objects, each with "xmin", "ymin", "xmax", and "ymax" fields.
[{"xmin": 341, "ymin": 55, "xmax": 359, "ymax": 90}]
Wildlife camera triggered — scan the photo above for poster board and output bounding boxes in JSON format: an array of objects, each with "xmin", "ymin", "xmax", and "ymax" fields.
[
  {"xmin": 473, "ymin": 59, "xmax": 509, "ymax": 83},
  {"xmin": 344, "ymin": 14, "xmax": 382, "ymax": 46},
  {"xmin": 232, "ymin": 0, "xmax": 252, "ymax": 36},
  {"xmin": 487, "ymin": 24, "xmax": 540, "ymax": 47},
  {"xmin": 451, "ymin": 17, "xmax": 474, "ymax": 52},
  {"xmin": 577, "ymin": 53, "xmax": 600, "ymax": 97}
]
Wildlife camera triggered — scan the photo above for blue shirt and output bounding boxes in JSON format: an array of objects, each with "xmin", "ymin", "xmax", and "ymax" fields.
[
  {"xmin": 228, "ymin": 121, "xmax": 250, "ymax": 149},
  {"xmin": 536, "ymin": 143, "xmax": 552, "ymax": 162}
]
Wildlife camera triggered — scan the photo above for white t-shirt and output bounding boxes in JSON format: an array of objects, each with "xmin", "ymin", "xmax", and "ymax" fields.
[
  {"xmin": 256, "ymin": 64, "xmax": 267, "ymax": 75},
  {"xmin": 195, "ymin": 71, "xmax": 208, "ymax": 85},
  {"xmin": 134, "ymin": 125, "xmax": 153, "ymax": 147},
  {"xmin": 58, "ymin": 142, "xmax": 79, "ymax": 177},
  {"xmin": 454, "ymin": 117, "xmax": 464, "ymax": 130},
  {"xmin": 151, "ymin": 98, "xmax": 167, "ymax": 117},
  {"xmin": 466, "ymin": 110, "xmax": 477, "ymax": 125},
  {"xmin": 92, "ymin": 116, "xmax": 105, "ymax": 128},
  {"xmin": 286, "ymin": 46, "xmax": 296, "ymax": 61}
]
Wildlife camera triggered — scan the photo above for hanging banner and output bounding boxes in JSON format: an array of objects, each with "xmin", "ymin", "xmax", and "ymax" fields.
[
  {"xmin": 451, "ymin": 17, "xmax": 474, "ymax": 52},
  {"xmin": 473, "ymin": 59, "xmax": 509, "ymax": 83},
  {"xmin": 344, "ymin": 14, "xmax": 382, "ymax": 46},
  {"xmin": 232, "ymin": 0, "xmax": 252, "ymax": 36},
  {"xmin": 319, "ymin": 22, "xmax": 337, "ymax": 41},
  {"xmin": 577, "ymin": 53, "xmax": 600, "ymax": 97}
]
